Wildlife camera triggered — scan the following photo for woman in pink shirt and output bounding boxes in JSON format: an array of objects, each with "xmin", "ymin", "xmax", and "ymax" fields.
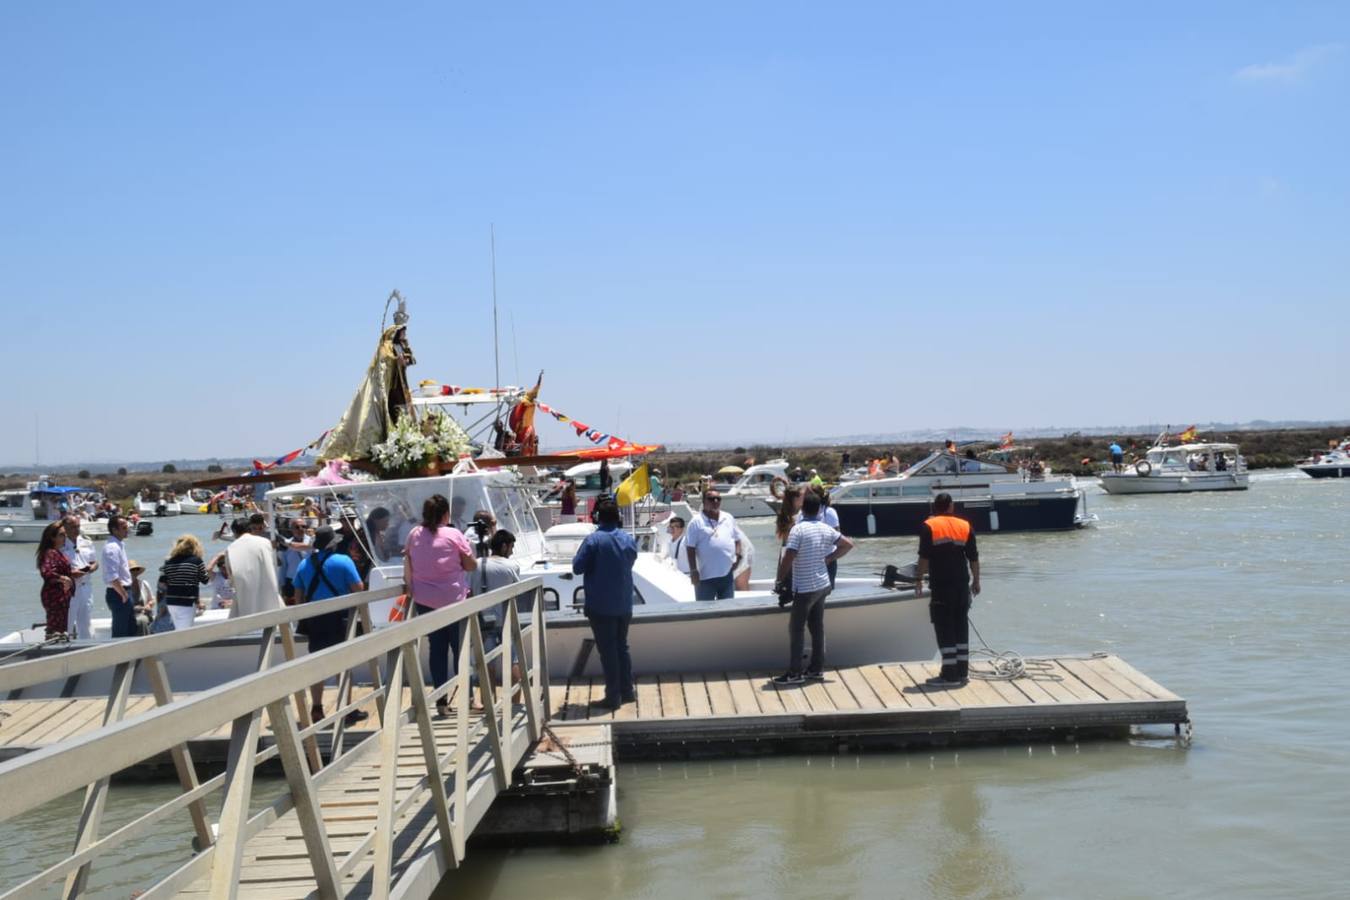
[{"xmin": 404, "ymin": 494, "xmax": 478, "ymax": 715}]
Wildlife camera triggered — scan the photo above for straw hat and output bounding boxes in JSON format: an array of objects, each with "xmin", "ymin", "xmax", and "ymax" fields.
[{"xmin": 129, "ymin": 559, "xmax": 146, "ymax": 573}]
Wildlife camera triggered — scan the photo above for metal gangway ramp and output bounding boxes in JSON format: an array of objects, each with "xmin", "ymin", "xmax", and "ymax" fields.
[{"xmin": 0, "ymin": 577, "xmax": 550, "ymax": 899}]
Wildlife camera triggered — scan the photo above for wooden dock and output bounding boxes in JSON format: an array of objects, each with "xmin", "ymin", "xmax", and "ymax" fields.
[
  {"xmin": 548, "ymin": 654, "xmax": 1187, "ymax": 756},
  {"xmin": 1, "ymin": 655, "xmax": 1186, "ymax": 765}
]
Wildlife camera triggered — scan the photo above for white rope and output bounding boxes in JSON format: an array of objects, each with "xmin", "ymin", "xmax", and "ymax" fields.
[{"xmin": 966, "ymin": 617, "xmax": 1106, "ymax": 681}]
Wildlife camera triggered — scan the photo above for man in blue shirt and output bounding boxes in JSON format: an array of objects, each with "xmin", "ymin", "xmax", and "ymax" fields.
[
  {"xmin": 1108, "ymin": 441, "xmax": 1125, "ymax": 473},
  {"xmin": 571, "ymin": 499, "xmax": 638, "ymax": 711},
  {"xmin": 294, "ymin": 525, "xmax": 366, "ymax": 724}
]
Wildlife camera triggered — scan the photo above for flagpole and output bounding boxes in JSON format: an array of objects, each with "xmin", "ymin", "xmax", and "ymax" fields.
[{"xmin": 491, "ymin": 224, "xmax": 502, "ymax": 422}]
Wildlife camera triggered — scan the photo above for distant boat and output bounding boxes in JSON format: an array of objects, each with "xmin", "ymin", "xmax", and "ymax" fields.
[
  {"xmin": 0, "ymin": 481, "xmax": 109, "ymax": 543},
  {"xmin": 1297, "ymin": 439, "xmax": 1350, "ymax": 479},
  {"xmin": 1100, "ymin": 440, "xmax": 1248, "ymax": 494}
]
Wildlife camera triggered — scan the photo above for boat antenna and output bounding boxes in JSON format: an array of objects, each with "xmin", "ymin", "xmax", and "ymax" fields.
[{"xmin": 491, "ymin": 224, "xmax": 501, "ymax": 394}]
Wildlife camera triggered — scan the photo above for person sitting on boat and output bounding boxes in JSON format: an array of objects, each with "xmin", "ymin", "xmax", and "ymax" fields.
[
  {"xmin": 666, "ymin": 516, "xmax": 690, "ymax": 574},
  {"xmin": 1216, "ymin": 453, "xmax": 1228, "ymax": 471},
  {"xmin": 961, "ymin": 449, "xmax": 980, "ymax": 472}
]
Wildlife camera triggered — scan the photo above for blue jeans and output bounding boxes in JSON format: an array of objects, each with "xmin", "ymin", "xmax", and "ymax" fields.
[
  {"xmin": 695, "ymin": 573, "xmax": 734, "ymax": 601},
  {"xmin": 417, "ymin": 604, "xmax": 462, "ymax": 690},
  {"xmin": 105, "ymin": 587, "xmax": 136, "ymax": 638},
  {"xmin": 587, "ymin": 613, "xmax": 633, "ymax": 705}
]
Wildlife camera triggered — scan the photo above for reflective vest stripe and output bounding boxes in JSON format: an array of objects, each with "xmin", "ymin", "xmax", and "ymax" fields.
[{"xmin": 925, "ymin": 514, "xmax": 971, "ymax": 545}]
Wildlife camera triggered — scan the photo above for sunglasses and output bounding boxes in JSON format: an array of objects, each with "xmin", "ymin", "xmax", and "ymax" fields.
[{"xmin": 704, "ymin": 497, "xmax": 721, "ymax": 503}]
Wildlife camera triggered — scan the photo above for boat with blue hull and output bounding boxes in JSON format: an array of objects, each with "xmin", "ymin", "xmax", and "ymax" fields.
[
  {"xmin": 829, "ymin": 449, "xmax": 1090, "ymax": 538},
  {"xmin": 1298, "ymin": 439, "xmax": 1350, "ymax": 479}
]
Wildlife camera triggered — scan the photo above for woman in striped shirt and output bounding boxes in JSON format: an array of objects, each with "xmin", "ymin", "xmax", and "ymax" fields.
[{"xmin": 158, "ymin": 534, "xmax": 209, "ymax": 631}]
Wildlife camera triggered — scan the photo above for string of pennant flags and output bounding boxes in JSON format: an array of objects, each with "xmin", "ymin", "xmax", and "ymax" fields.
[
  {"xmin": 252, "ymin": 428, "xmax": 332, "ymax": 472},
  {"xmin": 535, "ymin": 402, "xmax": 630, "ymax": 449}
]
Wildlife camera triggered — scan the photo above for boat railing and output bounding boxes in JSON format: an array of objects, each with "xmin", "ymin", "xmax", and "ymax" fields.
[{"xmin": 0, "ymin": 577, "xmax": 549, "ymax": 900}]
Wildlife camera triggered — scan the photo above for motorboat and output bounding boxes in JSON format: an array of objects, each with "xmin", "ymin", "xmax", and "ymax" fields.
[
  {"xmin": 1, "ymin": 470, "xmax": 933, "ymax": 690},
  {"xmin": 828, "ymin": 448, "xmax": 1091, "ymax": 537},
  {"xmin": 135, "ymin": 491, "xmax": 181, "ymax": 517},
  {"xmin": 1100, "ymin": 441, "xmax": 1248, "ymax": 494},
  {"xmin": 179, "ymin": 488, "xmax": 213, "ymax": 513},
  {"xmin": 1298, "ymin": 439, "xmax": 1350, "ymax": 479},
  {"xmin": 0, "ymin": 482, "xmax": 109, "ymax": 543},
  {"xmin": 691, "ymin": 459, "xmax": 789, "ymax": 518}
]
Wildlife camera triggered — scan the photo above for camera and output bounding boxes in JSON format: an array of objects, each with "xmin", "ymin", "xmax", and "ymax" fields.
[{"xmin": 471, "ymin": 518, "xmax": 491, "ymax": 540}]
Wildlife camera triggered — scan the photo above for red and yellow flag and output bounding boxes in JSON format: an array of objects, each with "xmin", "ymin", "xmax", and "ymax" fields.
[{"xmin": 1177, "ymin": 425, "xmax": 1198, "ymax": 443}]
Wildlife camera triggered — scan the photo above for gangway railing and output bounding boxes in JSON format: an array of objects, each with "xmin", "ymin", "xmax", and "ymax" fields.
[{"xmin": 0, "ymin": 577, "xmax": 549, "ymax": 900}]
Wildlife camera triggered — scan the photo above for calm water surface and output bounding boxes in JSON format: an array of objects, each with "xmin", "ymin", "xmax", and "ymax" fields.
[{"xmin": 2, "ymin": 474, "xmax": 1347, "ymax": 898}]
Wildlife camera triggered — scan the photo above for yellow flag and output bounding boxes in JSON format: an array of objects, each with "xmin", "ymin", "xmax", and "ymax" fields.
[{"xmin": 615, "ymin": 462, "xmax": 651, "ymax": 507}]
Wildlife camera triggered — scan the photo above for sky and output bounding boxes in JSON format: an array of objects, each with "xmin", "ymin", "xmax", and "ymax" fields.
[{"xmin": 2, "ymin": 2, "xmax": 1347, "ymax": 465}]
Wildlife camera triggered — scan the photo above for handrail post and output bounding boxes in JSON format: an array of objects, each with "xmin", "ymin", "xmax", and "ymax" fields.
[
  {"xmin": 265, "ymin": 699, "xmax": 341, "ymax": 899},
  {"xmin": 399, "ymin": 641, "xmax": 456, "ymax": 869},
  {"xmin": 371, "ymin": 649, "xmax": 405, "ymax": 900},
  {"xmin": 279, "ymin": 621, "xmax": 322, "ymax": 771},
  {"xmin": 62, "ymin": 660, "xmax": 136, "ymax": 899},
  {"xmin": 208, "ymin": 709, "xmax": 264, "ymax": 900},
  {"xmin": 508, "ymin": 593, "xmax": 541, "ymax": 740},
  {"xmin": 142, "ymin": 655, "xmax": 215, "ymax": 852},
  {"xmin": 535, "ymin": 583, "xmax": 551, "ymax": 722},
  {"xmin": 469, "ymin": 617, "xmax": 509, "ymax": 790}
]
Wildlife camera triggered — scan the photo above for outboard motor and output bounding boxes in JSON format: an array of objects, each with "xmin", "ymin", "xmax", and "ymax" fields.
[
  {"xmin": 882, "ymin": 563, "xmax": 918, "ymax": 589},
  {"xmin": 155, "ymin": 502, "xmax": 167, "ymax": 517}
]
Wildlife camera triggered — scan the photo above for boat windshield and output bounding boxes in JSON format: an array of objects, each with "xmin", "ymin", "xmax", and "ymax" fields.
[{"xmin": 904, "ymin": 451, "xmax": 1009, "ymax": 477}]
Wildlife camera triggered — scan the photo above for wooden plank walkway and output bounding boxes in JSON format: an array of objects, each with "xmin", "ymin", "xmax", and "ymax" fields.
[
  {"xmin": 1, "ymin": 655, "xmax": 1186, "ymax": 765},
  {"xmin": 547, "ymin": 654, "xmax": 1187, "ymax": 754}
]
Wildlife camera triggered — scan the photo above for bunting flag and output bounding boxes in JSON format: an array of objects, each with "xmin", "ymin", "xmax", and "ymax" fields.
[
  {"xmin": 999, "ymin": 431, "xmax": 1014, "ymax": 449},
  {"xmin": 253, "ymin": 429, "xmax": 332, "ymax": 472},
  {"xmin": 1177, "ymin": 425, "xmax": 1198, "ymax": 443}
]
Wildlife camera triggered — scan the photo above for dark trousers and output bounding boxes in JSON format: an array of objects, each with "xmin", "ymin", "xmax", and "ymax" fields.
[
  {"xmin": 826, "ymin": 559, "xmax": 837, "ymax": 588},
  {"xmin": 929, "ymin": 585, "xmax": 971, "ymax": 680},
  {"xmin": 695, "ymin": 572, "xmax": 734, "ymax": 601},
  {"xmin": 587, "ymin": 613, "xmax": 633, "ymax": 705},
  {"xmin": 416, "ymin": 604, "xmax": 462, "ymax": 691},
  {"xmin": 105, "ymin": 587, "xmax": 136, "ymax": 639},
  {"xmin": 788, "ymin": 588, "xmax": 829, "ymax": 675}
]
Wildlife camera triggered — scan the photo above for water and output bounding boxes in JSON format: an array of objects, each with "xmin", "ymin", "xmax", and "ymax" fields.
[{"xmin": 3, "ymin": 475, "xmax": 1348, "ymax": 897}]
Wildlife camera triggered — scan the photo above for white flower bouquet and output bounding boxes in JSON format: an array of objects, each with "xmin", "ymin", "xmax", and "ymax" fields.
[{"xmin": 370, "ymin": 411, "xmax": 436, "ymax": 477}]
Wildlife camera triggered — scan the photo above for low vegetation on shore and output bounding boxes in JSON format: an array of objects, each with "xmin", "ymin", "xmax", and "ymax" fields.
[{"xmin": 4, "ymin": 426, "xmax": 1344, "ymax": 500}]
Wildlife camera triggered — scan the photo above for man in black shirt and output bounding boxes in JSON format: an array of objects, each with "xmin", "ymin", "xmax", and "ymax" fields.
[{"xmin": 915, "ymin": 493, "xmax": 981, "ymax": 687}]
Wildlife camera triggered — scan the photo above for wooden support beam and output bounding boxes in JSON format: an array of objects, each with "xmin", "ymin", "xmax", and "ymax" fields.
[{"xmin": 265, "ymin": 700, "xmax": 341, "ymax": 899}]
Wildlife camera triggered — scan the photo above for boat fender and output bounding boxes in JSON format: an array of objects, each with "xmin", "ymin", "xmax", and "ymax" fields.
[
  {"xmin": 769, "ymin": 475, "xmax": 789, "ymax": 500},
  {"xmin": 1134, "ymin": 460, "xmax": 1152, "ymax": 477},
  {"xmin": 866, "ymin": 512, "xmax": 877, "ymax": 536}
]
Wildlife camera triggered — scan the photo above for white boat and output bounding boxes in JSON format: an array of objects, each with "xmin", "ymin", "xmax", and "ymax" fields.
[
  {"xmin": 0, "ymin": 482, "xmax": 108, "ymax": 543},
  {"xmin": 691, "ymin": 459, "xmax": 789, "ymax": 518},
  {"xmin": 532, "ymin": 459, "xmax": 633, "ymax": 529},
  {"xmin": 1298, "ymin": 439, "xmax": 1350, "ymax": 479},
  {"xmin": 1100, "ymin": 441, "xmax": 1248, "ymax": 494},
  {"xmin": 829, "ymin": 448, "xmax": 1091, "ymax": 537},
  {"xmin": 135, "ymin": 491, "xmax": 181, "ymax": 517},
  {"xmin": 178, "ymin": 488, "xmax": 212, "ymax": 514},
  {"xmin": 1, "ymin": 470, "xmax": 933, "ymax": 688}
]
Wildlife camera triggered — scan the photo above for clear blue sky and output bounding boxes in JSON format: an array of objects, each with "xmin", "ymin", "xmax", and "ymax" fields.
[{"xmin": 3, "ymin": 2, "xmax": 1346, "ymax": 465}]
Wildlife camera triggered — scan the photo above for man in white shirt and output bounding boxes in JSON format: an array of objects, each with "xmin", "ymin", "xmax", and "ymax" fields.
[
  {"xmin": 795, "ymin": 488, "xmax": 841, "ymax": 587},
  {"xmin": 62, "ymin": 516, "xmax": 99, "ymax": 639},
  {"xmin": 666, "ymin": 517, "xmax": 690, "ymax": 574},
  {"xmin": 227, "ymin": 516, "xmax": 284, "ymax": 618},
  {"xmin": 281, "ymin": 518, "xmax": 314, "ymax": 602},
  {"xmin": 101, "ymin": 515, "xmax": 135, "ymax": 638},
  {"xmin": 685, "ymin": 490, "xmax": 742, "ymax": 601}
]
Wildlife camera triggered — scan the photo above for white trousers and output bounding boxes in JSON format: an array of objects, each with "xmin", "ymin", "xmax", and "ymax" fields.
[
  {"xmin": 66, "ymin": 590, "xmax": 94, "ymax": 640},
  {"xmin": 168, "ymin": 605, "xmax": 197, "ymax": 631}
]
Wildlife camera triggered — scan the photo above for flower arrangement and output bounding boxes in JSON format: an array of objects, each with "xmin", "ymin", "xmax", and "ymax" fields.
[
  {"xmin": 370, "ymin": 411, "xmax": 435, "ymax": 477},
  {"xmin": 369, "ymin": 409, "xmax": 472, "ymax": 478}
]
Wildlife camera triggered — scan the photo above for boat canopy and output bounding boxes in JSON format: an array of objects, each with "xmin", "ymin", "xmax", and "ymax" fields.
[
  {"xmin": 901, "ymin": 451, "xmax": 1010, "ymax": 478},
  {"xmin": 31, "ymin": 485, "xmax": 90, "ymax": 495}
]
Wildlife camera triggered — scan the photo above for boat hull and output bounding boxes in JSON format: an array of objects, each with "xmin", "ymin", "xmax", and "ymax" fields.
[
  {"xmin": 834, "ymin": 494, "xmax": 1085, "ymax": 537},
  {"xmin": 1299, "ymin": 466, "xmax": 1350, "ymax": 479},
  {"xmin": 0, "ymin": 590, "xmax": 934, "ymax": 696},
  {"xmin": 0, "ymin": 519, "xmax": 109, "ymax": 543},
  {"xmin": 1100, "ymin": 473, "xmax": 1249, "ymax": 494}
]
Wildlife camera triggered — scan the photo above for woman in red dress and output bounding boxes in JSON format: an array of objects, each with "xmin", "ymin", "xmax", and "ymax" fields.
[{"xmin": 37, "ymin": 521, "xmax": 75, "ymax": 638}]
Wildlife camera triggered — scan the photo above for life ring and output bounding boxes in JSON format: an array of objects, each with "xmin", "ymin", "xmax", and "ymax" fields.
[
  {"xmin": 769, "ymin": 475, "xmax": 789, "ymax": 499},
  {"xmin": 1135, "ymin": 460, "xmax": 1152, "ymax": 477}
]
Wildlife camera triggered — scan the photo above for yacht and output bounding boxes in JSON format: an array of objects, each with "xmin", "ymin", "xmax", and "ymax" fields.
[
  {"xmin": 0, "ymin": 482, "xmax": 108, "ymax": 543},
  {"xmin": 0, "ymin": 469, "xmax": 933, "ymax": 690},
  {"xmin": 1298, "ymin": 439, "xmax": 1350, "ymax": 479},
  {"xmin": 828, "ymin": 448, "xmax": 1091, "ymax": 537},
  {"xmin": 135, "ymin": 491, "xmax": 181, "ymax": 517},
  {"xmin": 691, "ymin": 458, "xmax": 789, "ymax": 518},
  {"xmin": 1100, "ymin": 442, "xmax": 1248, "ymax": 494}
]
